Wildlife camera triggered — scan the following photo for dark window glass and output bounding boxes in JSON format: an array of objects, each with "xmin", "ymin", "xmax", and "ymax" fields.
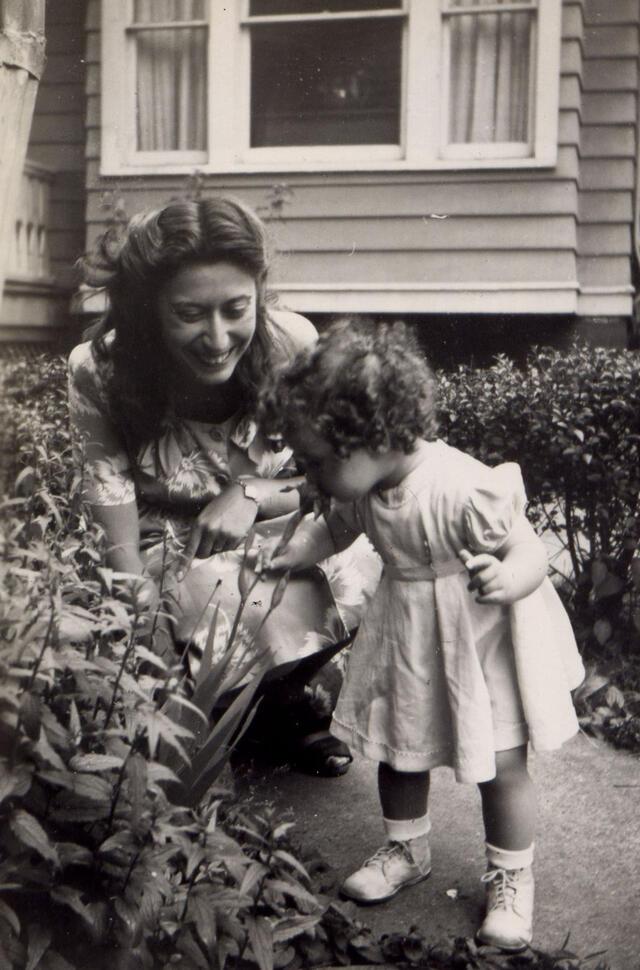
[
  {"xmin": 250, "ymin": 1, "xmax": 401, "ymax": 14},
  {"xmin": 250, "ymin": 18, "xmax": 402, "ymax": 147}
]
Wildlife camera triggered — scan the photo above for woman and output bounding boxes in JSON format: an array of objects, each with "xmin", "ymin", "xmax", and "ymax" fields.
[{"xmin": 68, "ymin": 196, "xmax": 379, "ymax": 775}]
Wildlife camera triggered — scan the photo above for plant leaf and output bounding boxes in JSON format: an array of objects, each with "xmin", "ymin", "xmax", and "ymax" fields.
[
  {"xmin": 69, "ymin": 753, "xmax": 124, "ymax": 772},
  {"xmin": 9, "ymin": 809, "xmax": 59, "ymax": 866},
  {"xmin": 26, "ymin": 922, "xmax": 51, "ymax": 970},
  {"xmin": 0, "ymin": 898, "xmax": 20, "ymax": 936},
  {"xmin": 247, "ymin": 915, "xmax": 274, "ymax": 970}
]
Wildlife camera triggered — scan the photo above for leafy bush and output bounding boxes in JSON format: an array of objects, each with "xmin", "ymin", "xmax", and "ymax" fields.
[
  {"xmin": 0, "ymin": 354, "xmax": 345, "ymax": 969},
  {"xmin": 439, "ymin": 344, "xmax": 640, "ymax": 651},
  {"xmin": 438, "ymin": 342, "xmax": 640, "ymax": 746},
  {"xmin": 0, "ymin": 347, "xmax": 619, "ymax": 970}
]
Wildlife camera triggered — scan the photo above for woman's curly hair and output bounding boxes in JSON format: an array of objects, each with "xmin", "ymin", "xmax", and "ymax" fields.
[
  {"xmin": 80, "ymin": 196, "xmax": 287, "ymax": 451},
  {"xmin": 261, "ymin": 318, "xmax": 438, "ymax": 455}
]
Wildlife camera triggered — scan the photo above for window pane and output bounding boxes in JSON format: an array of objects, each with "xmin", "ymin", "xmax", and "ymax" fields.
[
  {"xmin": 447, "ymin": 0, "xmax": 533, "ymax": 6},
  {"xmin": 250, "ymin": 0, "xmax": 401, "ymax": 14},
  {"xmin": 136, "ymin": 27, "xmax": 207, "ymax": 150},
  {"xmin": 134, "ymin": 0, "xmax": 205, "ymax": 22},
  {"xmin": 251, "ymin": 19, "xmax": 401, "ymax": 147},
  {"xmin": 448, "ymin": 10, "xmax": 533, "ymax": 143}
]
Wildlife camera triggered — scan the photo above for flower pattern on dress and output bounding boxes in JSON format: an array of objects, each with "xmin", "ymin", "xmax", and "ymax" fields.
[
  {"xmin": 68, "ymin": 380, "xmax": 102, "ymax": 418},
  {"xmin": 85, "ymin": 457, "xmax": 136, "ymax": 505},
  {"xmin": 231, "ymin": 415, "xmax": 257, "ymax": 451},
  {"xmin": 165, "ymin": 450, "xmax": 217, "ymax": 498}
]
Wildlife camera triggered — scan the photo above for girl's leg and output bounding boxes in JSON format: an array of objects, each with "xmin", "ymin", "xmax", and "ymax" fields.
[
  {"xmin": 476, "ymin": 745, "xmax": 535, "ymax": 953},
  {"xmin": 378, "ymin": 761, "xmax": 430, "ymax": 822},
  {"xmin": 478, "ymin": 744, "xmax": 535, "ymax": 850},
  {"xmin": 342, "ymin": 763, "xmax": 431, "ymax": 904}
]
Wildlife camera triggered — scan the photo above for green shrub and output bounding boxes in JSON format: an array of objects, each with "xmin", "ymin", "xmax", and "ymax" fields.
[
  {"xmin": 438, "ymin": 343, "xmax": 640, "ymax": 747},
  {"xmin": 439, "ymin": 343, "xmax": 640, "ymax": 659},
  {"xmin": 0, "ymin": 354, "xmax": 338, "ymax": 970},
  {"xmin": 0, "ymin": 347, "xmax": 621, "ymax": 970}
]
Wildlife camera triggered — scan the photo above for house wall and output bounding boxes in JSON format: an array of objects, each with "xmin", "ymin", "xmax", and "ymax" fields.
[
  {"xmin": 576, "ymin": 0, "xmax": 639, "ymax": 320},
  {"xmin": 27, "ymin": 0, "xmax": 87, "ymax": 291},
  {"xmin": 81, "ymin": 0, "xmax": 639, "ymax": 328}
]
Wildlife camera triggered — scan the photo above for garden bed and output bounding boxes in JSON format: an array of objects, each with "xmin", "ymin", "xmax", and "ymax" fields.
[{"xmin": 3, "ymin": 342, "xmax": 638, "ymax": 970}]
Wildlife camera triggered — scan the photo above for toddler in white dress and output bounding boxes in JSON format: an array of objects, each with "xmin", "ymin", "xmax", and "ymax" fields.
[{"xmin": 256, "ymin": 318, "xmax": 584, "ymax": 953}]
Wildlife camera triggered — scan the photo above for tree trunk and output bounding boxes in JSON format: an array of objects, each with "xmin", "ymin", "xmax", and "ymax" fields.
[{"xmin": 0, "ymin": 0, "xmax": 46, "ymax": 314}]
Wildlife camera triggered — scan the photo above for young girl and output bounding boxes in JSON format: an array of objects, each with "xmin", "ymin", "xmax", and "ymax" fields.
[{"xmin": 256, "ymin": 319, "xmax": 584, "ymax": 953}]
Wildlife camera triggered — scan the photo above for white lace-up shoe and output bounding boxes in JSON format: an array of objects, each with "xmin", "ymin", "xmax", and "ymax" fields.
[
  {"xmin": 341, "ymin": 840, "xmax": 431, "ymax": 904},
  {"xmin": 476, "ymin": 866, "xmax": 534, "ymax": 952}
]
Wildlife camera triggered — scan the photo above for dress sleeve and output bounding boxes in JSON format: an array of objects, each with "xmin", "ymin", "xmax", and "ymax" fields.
[
  {"xmin": 67, "ymin": 342, "xmax": 136, "ymax": 506},
  {"xmin": 462, "ymin": 462, "xmax": 528, "ymax": 554},
  {"xmin": 267, "ymin": 309, "xmax": 318, "ymax": 360}
]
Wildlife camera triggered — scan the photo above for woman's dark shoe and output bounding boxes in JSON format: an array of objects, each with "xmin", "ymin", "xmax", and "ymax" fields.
[{"xmin": 293, "ymin": 730, "xmax": 353, "ymax": 777}]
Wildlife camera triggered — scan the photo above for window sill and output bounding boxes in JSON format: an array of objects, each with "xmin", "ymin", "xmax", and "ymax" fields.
[{"xmin": 100, "ymin": 153, "xmax": 558, "ymax": 177}]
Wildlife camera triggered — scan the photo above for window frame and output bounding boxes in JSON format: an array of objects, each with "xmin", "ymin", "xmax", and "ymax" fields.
[{"xmin": 100, "ymin": 0, "xmax": 562, "ymax": 175}]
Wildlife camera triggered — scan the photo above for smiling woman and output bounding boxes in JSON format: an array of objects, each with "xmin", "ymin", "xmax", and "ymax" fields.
[
  {"xmin": 68, "ymin": 196, "xmax": 381, "ymax": 777},
  {"xmin": 158, "ymin": 262, "xmax": 257, "ymax": 399}
]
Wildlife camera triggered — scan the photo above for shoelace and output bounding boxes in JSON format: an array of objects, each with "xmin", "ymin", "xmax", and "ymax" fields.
[
  {"xmin": 364, "ymin": 841, "xmax": 410, "ymax": 869},
  {"xmin": 481, "ymin": 867, "xmax": 520, "ymax": 911}
]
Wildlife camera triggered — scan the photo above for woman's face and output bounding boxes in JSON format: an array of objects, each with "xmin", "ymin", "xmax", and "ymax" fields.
[{"xmin": 157, "ymin": 261, "xmax": 257, "ymax": 387}]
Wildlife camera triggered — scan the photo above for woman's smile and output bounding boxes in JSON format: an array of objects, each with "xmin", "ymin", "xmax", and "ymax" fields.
[
  {"xmin": 189, "ymin": 344, "xmax": 236, "ymax": 370},
  {"xmin": 158, "ymin": 261, "xmax": 257, "ymax": 388}
]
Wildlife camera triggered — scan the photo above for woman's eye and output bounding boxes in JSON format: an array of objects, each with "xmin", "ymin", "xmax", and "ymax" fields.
[
  {"xmin": 171, "ymin": 305, "xmax": 204, "ymax": 322},
  {"xmin": 224, "ymin": 301, "xmax": 250, "ymax": 319}
]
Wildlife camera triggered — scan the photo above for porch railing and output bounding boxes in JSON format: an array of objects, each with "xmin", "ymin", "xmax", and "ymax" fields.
[{"xmin": 6, "ymin": 159, "xmax": 54, "ymax": 281}]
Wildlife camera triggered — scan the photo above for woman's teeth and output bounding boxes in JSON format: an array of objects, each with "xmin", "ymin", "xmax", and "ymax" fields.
[{"xmin": 197, "ymin": 348, "xmax": 233, "ymax": 366}]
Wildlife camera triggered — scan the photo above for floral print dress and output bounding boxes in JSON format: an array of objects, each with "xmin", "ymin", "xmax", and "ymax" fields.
[{"xmin": 68, "ymin": 325, "xmax": 381, "ymax": 688}]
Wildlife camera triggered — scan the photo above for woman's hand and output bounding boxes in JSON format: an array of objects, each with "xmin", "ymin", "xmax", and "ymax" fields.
[{"xmin": 178, "ymin": 484, "xmax": 259, "ymax": 578}]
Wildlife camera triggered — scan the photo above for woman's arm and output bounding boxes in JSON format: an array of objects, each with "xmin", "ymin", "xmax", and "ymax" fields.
[
  {"xmin": 90, "ymin": 501, "xmax": 145, "ymax": 574},
  {"xmin": 90, "ymin": 502, "xmax": 175, "ymax": 659},
  {"xmin": 235, "ymin": 474, "xmax": 304, "ymax": 519},
  {"xmin": 461, "ymin": 517, "xmax": 548, "ymax": 606}
]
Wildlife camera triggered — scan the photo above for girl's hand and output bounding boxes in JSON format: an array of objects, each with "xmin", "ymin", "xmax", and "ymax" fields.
[
  {"xmin": 179, "ymin": 484, "xmax": 259, "ymax": 578},
  {"xmin": 252, "ymin": 535, "xmax": 306, "ymax": 574},
  {"xmin": 459, "ymin": 548, "xmax": 516, "ymax": 605}
]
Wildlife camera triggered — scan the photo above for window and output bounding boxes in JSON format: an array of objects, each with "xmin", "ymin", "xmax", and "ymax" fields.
[{"xmin": 101, "ymin": 0, "xmax": 561, "ymax": 174}]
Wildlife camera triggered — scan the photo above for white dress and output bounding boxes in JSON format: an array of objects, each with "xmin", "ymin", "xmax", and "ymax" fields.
[{"xmin": 328, "ymin": 440, "xmax": 585, "ymax": 783}]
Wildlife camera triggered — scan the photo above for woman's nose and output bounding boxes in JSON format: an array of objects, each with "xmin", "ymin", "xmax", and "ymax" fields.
[{"xmin": 201, "ymin": 311, "xmax": 228, "ymax": 347}]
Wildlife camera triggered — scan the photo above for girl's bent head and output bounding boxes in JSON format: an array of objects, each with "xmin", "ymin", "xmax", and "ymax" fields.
[{"xmin": 261, "ymin": 318, "xmax": 438, "ymax": 458}]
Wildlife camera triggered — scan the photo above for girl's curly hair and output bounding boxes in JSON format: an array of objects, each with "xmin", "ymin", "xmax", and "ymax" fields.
[
  {"xmin": 260, "ymin": 318, "xmax": 438, "ymax": 455},
  {"xmin": 80, "ymin": 196, "xmax": 287, "ymax": 451}
]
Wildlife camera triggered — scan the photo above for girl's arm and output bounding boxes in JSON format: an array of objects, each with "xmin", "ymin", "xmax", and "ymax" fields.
[
  {"xmin": 255, "ymin": 514, "xmax": 341, "ymax": 574},
  {"xmin": 461, "ymin": 517, "xmax": 548, "ymax": 606},
  {"xmin": 234, "ymin": 474, "xmax": 304, "ymax": 519}
]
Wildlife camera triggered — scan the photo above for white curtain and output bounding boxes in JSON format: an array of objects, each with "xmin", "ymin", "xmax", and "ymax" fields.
[
  {"xmin": 448, "ymin": 1, "xmax": 532, "ymax": 144},
  {"xmin": 135, "ymin": 0, "xmax": 207, "ymax": 151}
]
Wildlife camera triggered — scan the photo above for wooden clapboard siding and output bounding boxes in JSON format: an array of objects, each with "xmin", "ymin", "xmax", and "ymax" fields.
[
  {"xmin": 575, "ymin": 0, "xmax": 639, "ymax": 315},
  {"xmin": 27, "ymin": 0, "xmax": 87, "ymax": 290},
  {"xmin": 79, "ymin": 0, "xmax": 639, "ymax": 319}
]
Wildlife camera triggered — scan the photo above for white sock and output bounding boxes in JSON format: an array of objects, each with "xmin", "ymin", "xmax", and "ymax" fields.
[
  {"xmin": 485, "ymin": 841, "xmax": 534, "ymax": 870},
  {"xmin": 383, "ymin": 813, "xmax": 431, "ymax": 842}
]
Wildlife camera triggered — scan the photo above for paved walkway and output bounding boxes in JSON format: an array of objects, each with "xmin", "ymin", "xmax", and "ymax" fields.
[{"xmin": 236, "ymin": 733, "xmax": 640, "ymax": 970}]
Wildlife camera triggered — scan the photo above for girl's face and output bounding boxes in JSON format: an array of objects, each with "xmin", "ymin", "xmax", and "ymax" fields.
[
  {"xmin": 288, "ymin": 427, "xmax": 399, "ymax": 502},
  {"xmin": 157, "ymin": 261, "xmax": 257, "ymax": 387}
]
